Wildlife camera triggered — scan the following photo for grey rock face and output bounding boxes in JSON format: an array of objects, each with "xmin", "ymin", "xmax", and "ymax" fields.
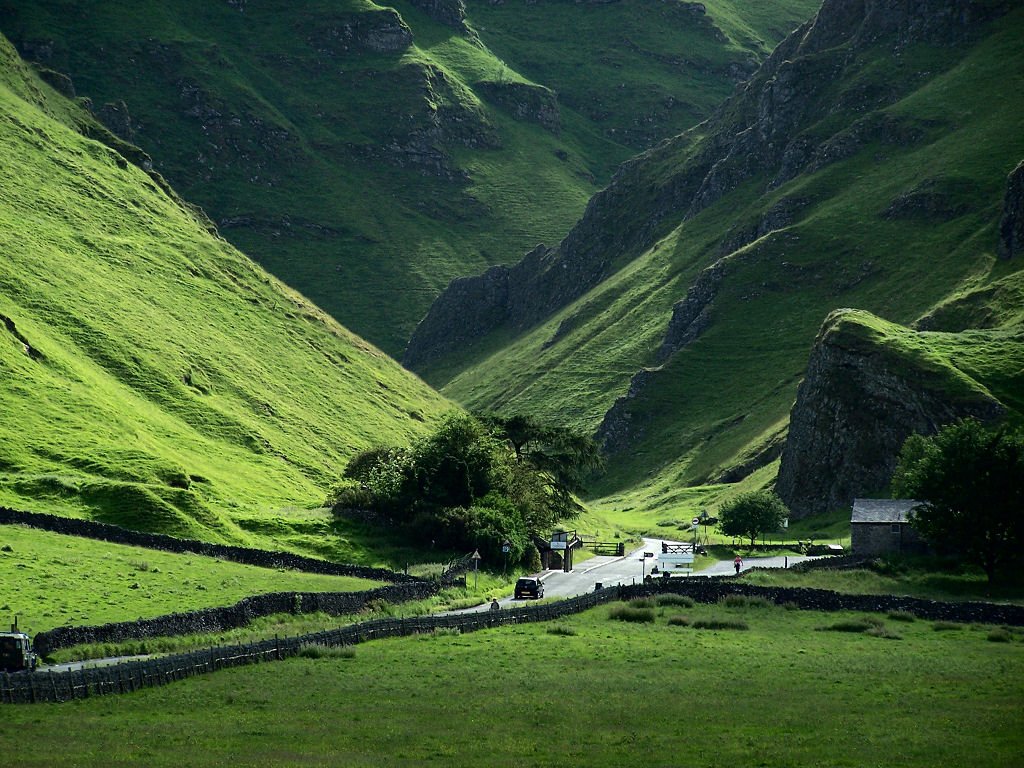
[
  {"xmin": 97, "ymin": 100, "xmax": 135, "ymax": 142},
  {"xmin": 775, "ymin": 310, "xmax": 1005, "ymax": 519},
  {"xmin": 406, "ymin": 0, "xmax": 1012, "ymax": 371},
  {"xmin": 408, "ymin": 0, "xmax": 468, "ymax": 31},
  {"xmin": 656, "ymin": 260, "xmax": 726, "ymax": 363},
  {"xmin": 998, "ymin": 160, "xmax": 1024, "ymax": 260},
  {"xmin": 304, "ymin": 9, "xmax": 413, "ymax": 55},
  {"xmin": 476, "ymin": 81, "xmax": 561, "ymax": 133},
  {"xmin": 595, "ymin": 368, "xmax": 660, "ymax": 456}
]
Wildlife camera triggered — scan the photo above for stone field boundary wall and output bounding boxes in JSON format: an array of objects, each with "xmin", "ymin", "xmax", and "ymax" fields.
[
  {"xmin": 0, "ymin": 506, "xmax": 419, "ymax": 583},
  {"xmin": 4, "ymin": 579, "xmax": 1023, "ymax": 704},
  {"xmin": 32, "ymin": 581, "xmax": 441, "ymax": 656}
]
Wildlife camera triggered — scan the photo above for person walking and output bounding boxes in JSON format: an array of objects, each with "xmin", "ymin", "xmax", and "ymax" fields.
[{"xmin": 733, "ymin": 555, "xmax": 743, "ymax": 575}]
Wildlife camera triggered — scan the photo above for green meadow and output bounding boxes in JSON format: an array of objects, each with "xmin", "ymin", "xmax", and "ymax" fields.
[
  {"xmin": 0, "ymin": 525, "xmax": 381, "ymax": 637},
  {"xmin": 2, "ymin": 599, "xmax": 1021, "ymax": 767}
]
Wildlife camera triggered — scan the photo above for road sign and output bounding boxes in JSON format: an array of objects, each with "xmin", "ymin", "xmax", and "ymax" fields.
[
  {"xmin": 643, "ymin": 552, "xmax": 654, "ymax": 558},
  {"xmin": 660, "ymin": 553, "xmax": 695, "ymax": 564}
]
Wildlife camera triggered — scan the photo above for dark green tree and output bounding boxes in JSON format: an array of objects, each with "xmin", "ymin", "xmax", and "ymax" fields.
[
  {"xmin": 717, "ymin": 490, "xmax": 788, "ymax": 548},
  {"xmin": 331, "ymin": 413, "xmax": 601, "ymax": 563},
  {"xmin": 483, "ymin": 413, "xmax": 603, "ymax": 521},
  {"xmin": 892, "ymin": 419, "xmax": 1024, "ymax": 584}
]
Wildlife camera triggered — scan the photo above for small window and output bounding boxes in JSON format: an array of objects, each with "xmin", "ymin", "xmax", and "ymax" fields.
[{"xmin": 891, "ymin": 523, "xmax": 901, "ymax": 534}]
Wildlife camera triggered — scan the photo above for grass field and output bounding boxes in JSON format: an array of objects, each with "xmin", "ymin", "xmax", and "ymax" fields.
[
  {"xmin": 2, "ymin": 599, "xmax": 1021, "ymax": 766},
  {"xmin": 0, "ymin": 525, "xmax": 382, "ymax": 636}
]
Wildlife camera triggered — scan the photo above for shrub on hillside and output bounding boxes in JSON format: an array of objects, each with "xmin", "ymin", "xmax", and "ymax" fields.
[
  {"xmin": 692, "ymin": 618, "xmax": 748, "ymax": 630},
  {"xmin": 656, "ymin": 594, "xmax": 694, "ymax": 608},
  {"xmin": 609, "ymin": 605, "xmax": 656, "ymax": 623}
]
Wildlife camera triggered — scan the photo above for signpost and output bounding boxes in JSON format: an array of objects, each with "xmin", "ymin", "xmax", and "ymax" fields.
[
  {"xmin": 640, "ymin": 551, "xmax": 653, "ymax": 580},
  {"xmin": 501, "ymin": 541, "xmax": 511, "ymax": 577},
  {"xmin": 471, "ymin": 549, "xmax": 481, "ymax": 591}
]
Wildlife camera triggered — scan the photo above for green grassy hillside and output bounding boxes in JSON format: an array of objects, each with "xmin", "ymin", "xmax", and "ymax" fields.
[
  {"xmin": 0, "ymin": 0, "xmax": 818, "ymax": 355},
  {"xmin": 424, "ymin": 3, "xmax": 1024, "ymax": 513},
  {"xmin": 0, "ymin": 34, "xmax": 452, "ymax": 546}
]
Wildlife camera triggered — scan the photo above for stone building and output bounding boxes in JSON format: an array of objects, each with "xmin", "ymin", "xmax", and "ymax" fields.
[{"xmin": 850, "ymin": 499, "xmax": 928, "ymax": 556}]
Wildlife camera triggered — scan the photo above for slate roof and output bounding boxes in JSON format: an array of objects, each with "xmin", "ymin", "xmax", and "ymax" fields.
[{"xmin": 851, "ymin": 498, "xmax": 921, "ymax": 524}]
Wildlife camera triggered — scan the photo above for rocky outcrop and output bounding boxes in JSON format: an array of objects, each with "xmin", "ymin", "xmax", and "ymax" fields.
[
  {"xmin": 303, "ymin": 9, "xmax": 413, "ymax": 55},
  {"xmin": 404, "ymin": 247, "xmax": 550, "ymax": 367},
  {"xmin": 656, "ymin": 259, "xmax": 726, "ymax": 363},
  {"xmin": 35, "ymin": 65, "xmax": 75, "ymax": 98},
  {"xmin": 775, "ymin": 309, "xmax": 1005, "ymax": 519},
  {"xmin": 408, "ymin": 0, "xmax": 468, "ymax": 31},
  {"xmin": 595, "ymin": 368, "xmax": 660, "ymax": 456},
  {"xmin": 97, "ymin": 100, "xmax": 135, "ymax": 142},
  {"xmin": 476, "ymin": 81, "xmax": 560, "ymax": 133},
  {"xmin": 998, "ymin": 159, "xmax": 1024, "ymax": 260},
  {"xmin": 405, "ymin": 0, "xmax": 1014, "ymax": 370},
  {"xmin": 356, "ymin": 62, "xmax": 500, "ymax": 179}
]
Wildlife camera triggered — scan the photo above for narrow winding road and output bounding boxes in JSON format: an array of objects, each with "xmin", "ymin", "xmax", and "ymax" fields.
[{"xmin": 487, "ymin": 538, "xmax": 818, "ymax": 609}]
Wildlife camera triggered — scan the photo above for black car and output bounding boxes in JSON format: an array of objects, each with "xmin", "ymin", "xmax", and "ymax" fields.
[{"xmin": 514, "ymin": 576, "xmax": 544, "ymax": 599}]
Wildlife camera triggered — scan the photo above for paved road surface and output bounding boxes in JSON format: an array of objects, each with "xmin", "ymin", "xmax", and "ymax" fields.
[{"xmin": 487, "ymin": 538, "xmax": 818, "ymax": 610}]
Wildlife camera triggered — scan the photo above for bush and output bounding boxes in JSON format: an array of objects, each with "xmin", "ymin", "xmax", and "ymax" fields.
[
  {"xmin": 546, "ymin": 624, "xmax": 578, "ymax": 636},
  {"xmin": 667, "ymin": 615, "xmax": 691, "ymax": 627},
  {"xmin": 629, "ymin": 598, "xmax": 655, "ymax": 609},
  {"xmin": 987, "ymin": 628, "xmax": 1013, "ymax": 643},
  {"xmin": 719, "ymin": 594, "xmax": 773, "ymax": 609},
  {"xmin": 932, "ymin": 621, "xmax": 961, "ymax": 632},
  {"xmin": 298, "ymin": 644, "xmax": 356, "ymax": 659},
  {"xmin": 609, "ymin": 605, "xmax": 656, "ymax": 623},
  {"xmin": 692, "ymin": 618, "xmax": 748, "ymax": 631},
  {"xmin": 818, "ymin": 619, "xmax": 880, "ymax": 633},
  {"xmin": 430, "ymin": 627, "xmax": 462, "ymax": 638},
  {"xmin": 656, "ymin": 594, "xmax": 694, "ymax": 608}
]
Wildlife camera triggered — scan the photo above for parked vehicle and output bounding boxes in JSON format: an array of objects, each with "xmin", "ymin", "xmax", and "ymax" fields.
[
  {"xmin": 514, "ymin": 576, "xmax": 544, "ymax": 599},
  {"xmin": 0, "ymin": 621, "xmax": 37, "ymax": 673}
]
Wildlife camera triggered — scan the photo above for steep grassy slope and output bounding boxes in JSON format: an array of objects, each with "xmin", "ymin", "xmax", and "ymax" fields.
[
  {"xmin": 412, "ymin": 1, "xmax": 1024, "ymax": 510},
  {"xmin": 0, "ymin": 35, "xmax": 451, "ymax": 545},
  {"xmin": 0, "ymin": 0, "xmax": 817, "ymax": 355}
]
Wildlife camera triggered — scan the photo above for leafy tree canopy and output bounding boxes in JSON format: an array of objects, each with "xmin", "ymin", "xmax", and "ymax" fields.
[
  {"xmin": 718, "ymin": 490, "xmax": 789, "ymax": 548},
  {"xmin": 330, "ymin": 413, "xmax": 600, "ymax": 564},
  {"xmin": 892, "ymin": 419, "xmax": 1024, "ymax": 584}
]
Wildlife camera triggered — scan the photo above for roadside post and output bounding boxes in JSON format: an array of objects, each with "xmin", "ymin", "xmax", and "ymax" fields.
[
  {"xmin": 641, "ymin": 551, "xmax": 653, "ymax": 580},
  {"xmin": 501, "ymin": 541, "xmax": 511, "ymax": 577},
  {"xmin": 471, "ymin": 550, "xmax": 481, "ymax": 591}
]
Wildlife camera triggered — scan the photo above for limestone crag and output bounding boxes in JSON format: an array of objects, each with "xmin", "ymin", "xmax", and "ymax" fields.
[
  {"xmin": 476, "ymin": 81, "xmax": 560, "ymax": 133},
  {"xmin": 303, "ymin": 9, "xmax": 413, "ymax": 55},
  {"xmin": 775, "ymin": 310, "xmax": 1005, "ymax": 519},
  {"xmin": 404, "ymin": 247, "xmax": 550, "ymax": 368},
  {"xmin": 595, "ymin": 368, "xmax": 661, "ymax": 456},
  {"xmin": 405, "ymin": 0, "xmax": 1013, "ymax": 370},
  {"xmin": 998, "ymin": 160, "xmax": 1024, "ymax": 260},
  {"xmin": 178, "ymin": 79, "xmax": 295, "ymax": 184},
  {"xmin": 408, "ymin": 0, "xmax": 469, "ymax": 31},
  {"xmin": 656, "ymin": 259, "xmax": 726, "ymax": 363},
  {"xmin": 97, "ymin": 100, "xmax": 135, "ymax": 142}
]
